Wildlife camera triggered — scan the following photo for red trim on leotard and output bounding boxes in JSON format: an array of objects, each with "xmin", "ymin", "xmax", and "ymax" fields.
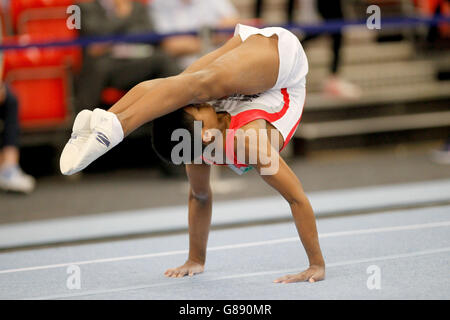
[
  {"xmin": 280, "ymin": 94, "xmax": 306, "ymax": 150},
  {"xmin": 224, "ymin": 88, "xmax": 291, "ymax": 168},
  {"xmin": 204, "ymin": 88, "xmax": 303, "ymax": 168},
  {"xmin": 228, "ymin": 88, "xmax": 291, "ymax": 131},
  {"xmin": 282, "ymin": 118, "xmax": 301, "ymax": 150}
]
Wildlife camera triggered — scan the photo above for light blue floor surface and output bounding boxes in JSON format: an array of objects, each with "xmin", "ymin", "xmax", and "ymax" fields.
[{"xmin": 0, "ymin": 204, "xmax": 449, "ymax": 300}]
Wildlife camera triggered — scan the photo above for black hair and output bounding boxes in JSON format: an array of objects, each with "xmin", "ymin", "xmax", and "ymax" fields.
[{"xmin": 150, "ymin": 108, "xmax": 202, "ymax": 164}]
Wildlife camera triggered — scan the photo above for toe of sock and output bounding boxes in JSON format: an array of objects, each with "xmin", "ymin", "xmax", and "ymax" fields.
[
  {"xmin": 60, "ymin": 143, "xmax": 78, "ymax": 175},
  {"xmin": 73, "ymin": 109, "xmax": 93, "ymax": 132}
]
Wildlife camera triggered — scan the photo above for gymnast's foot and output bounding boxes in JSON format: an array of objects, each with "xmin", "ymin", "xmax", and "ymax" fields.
[{"xmin": 60, "ymin": 108, "xmax": 124, "ymax": 175}]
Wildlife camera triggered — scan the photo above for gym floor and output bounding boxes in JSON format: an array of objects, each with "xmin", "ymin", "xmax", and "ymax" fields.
[{"xmin": 0, "ymin": 204, "xmax": 448, "ymax": 300}]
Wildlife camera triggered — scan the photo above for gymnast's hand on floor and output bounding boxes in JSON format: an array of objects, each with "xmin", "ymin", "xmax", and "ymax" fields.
[
  {"xmin": 273, "ymin": 265, "xmax": 325, "ymax": 284},
  {"xmin": 164, "ymin": 260, "xmax": 205, "ymax": 278}
]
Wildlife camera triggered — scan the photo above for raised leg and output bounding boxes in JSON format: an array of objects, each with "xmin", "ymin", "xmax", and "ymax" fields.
[
  {"xmin": 107, "ymin": 36, "xmax": 242, "ymax": 119},
  {"xmin": 60, "ymin": 34, "xmax": 280, "ymax": 175},
  {"xmin": 108, "ymin": 79, "xmax": 163, "ymax": 114},
  {"xmin": 115, "ymin": 34, "xmax": 280, "ymax": 136}
]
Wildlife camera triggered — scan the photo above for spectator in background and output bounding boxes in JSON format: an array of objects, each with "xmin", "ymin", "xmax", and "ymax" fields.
[
  {"xmin": 149, "ymin": 0, "xmax": 239, "ymax": 69},
  {"xmin": 418, "ymin": 0, "xmax": 450, "ymax": 164},
  {"xmin": 256, "ymin": 0, "xmax": 361, "ymax": 99},
  {"xmin": 301, "ymin": 0, "xmax": 361, "ymax": 99},
  {"xmin": 432, "ymin": 138, "xmax": 450, "ymax": 164},
  {"xmin": 255, "ymin": 0, "xmax": 297, "ymax": 24},
  {"xmin": 0, "ymin": 84, "xmax": 36, "ymax": 193},
  {"xmin": 420, "ymin": 0, "xmax": 450, "ymax": 44},
  {"xmin": 76, "ymin": 0, "xmax": 179, "ymax": 111}
]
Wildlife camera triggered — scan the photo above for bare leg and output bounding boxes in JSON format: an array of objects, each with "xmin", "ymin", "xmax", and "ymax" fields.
[
  {"xmin": 106, "ymin": 36, "xmax": 242, "ymax": 122},
  {"xmin": 115, "ymin": 73, "xmax": 207, "ymax": 136},
  {"xmin": 114, "ymin": 34, "xmax": 280, "ymax": 136},
  {"xmin": 181, "ymin": 35, "xmax": 242, "ymax": 74},
  {"xmin": 108, "ymin": 79, "xmax": 163, "ymax": 114},
  {"xmin": 0, "ymin": 146, "xmax": 19, "ymax": 168},
  {"xmin": 109, "ymin": 36, "xmax": 242, "ymax": 115},
  {"xmin": 60, "ymin": 34, "xmax": 279, "ymax": 175}
]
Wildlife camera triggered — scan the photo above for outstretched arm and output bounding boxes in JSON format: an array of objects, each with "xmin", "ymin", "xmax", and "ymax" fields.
[
  {"xmin": 165, "ymin": 164, "xmax": 212, "ymax": 278},
  {"xmin": 242, "ymin": 125, "xmax": 325, "ymax": 283},
  {"xmin": 259, "ymin": 157, "xmax": 325, "ymax": 283}
]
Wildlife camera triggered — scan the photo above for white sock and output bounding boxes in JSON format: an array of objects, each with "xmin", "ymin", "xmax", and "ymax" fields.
[
  {"xmin": 60, "ymin": 109, "xmax": 124, "ymax": 175},
  {"xmin": 89, "ymin": 108, "xmax": 124, "ymax": 149},
  {"xmin": 60, "ymin": 109, "xmax": 93, "ymax": 175}
]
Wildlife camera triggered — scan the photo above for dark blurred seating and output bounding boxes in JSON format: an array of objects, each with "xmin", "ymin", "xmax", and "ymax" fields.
[
  {"xmin": 1, "ymin": 0, "xmax": 178, "ymax": 145},
  {"xmin": 2, "ymin": 0, "xmax": 449, "ymax": 160},
  {"xmin": 75, "ymin": 0, "xmax": 179, "ymax": 112},
  {"xmin": 149, "ymin": 0, "xmax": 240, "ymax": 69},
  {"xmin": 2, "ymin": 0, "xmax": 79, "ymax": 146}
]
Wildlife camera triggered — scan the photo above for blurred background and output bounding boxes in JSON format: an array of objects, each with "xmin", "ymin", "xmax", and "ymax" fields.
[{"xmin": 0, "ymin": 0, "xmax": 449, "ymax": 244}]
